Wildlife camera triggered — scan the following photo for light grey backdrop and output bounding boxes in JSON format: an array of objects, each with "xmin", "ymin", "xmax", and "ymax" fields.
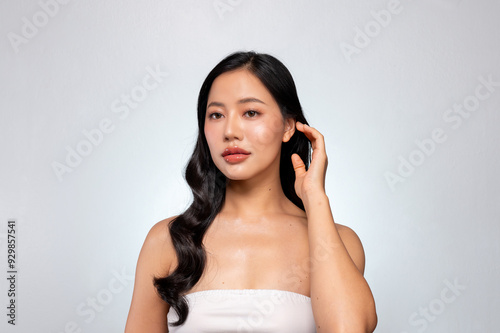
[{"xmin": 1, "ymin": 0, "xmax": 499, "ymax": 332}]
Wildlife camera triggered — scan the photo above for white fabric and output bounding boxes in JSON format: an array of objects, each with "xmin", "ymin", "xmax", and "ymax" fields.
[{"xmin": 167, "ymin": 289, "xmax": 316, "ymax": 332}]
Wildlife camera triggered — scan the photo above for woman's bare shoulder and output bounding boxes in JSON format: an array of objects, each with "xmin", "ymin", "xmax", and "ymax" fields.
[
  {"xmin": 142, "ymin": 216, "xmax": 179, "ymax": 273},
  {"xmin": 125, "ymin": 216, "xmax": 179, "ymax": 332},
  {"xmin": 146, "ymin": 216, "xmax": 178, "ymax": 245}
]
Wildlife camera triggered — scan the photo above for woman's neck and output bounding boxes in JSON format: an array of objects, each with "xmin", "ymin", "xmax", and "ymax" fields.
[{"xmin": 221, "ymin": 177, "xmax": 289, "ymax": 217}]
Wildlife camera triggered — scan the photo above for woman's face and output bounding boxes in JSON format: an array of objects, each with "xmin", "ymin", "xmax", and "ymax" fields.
[{"xmin": 204, "ymin": 69, "xmax": 295, "ymax": 182}]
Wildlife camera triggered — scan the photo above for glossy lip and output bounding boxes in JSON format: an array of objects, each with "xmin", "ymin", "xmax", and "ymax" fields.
[
  {"xmin": 221, "ymin": 146, "xmax": 250, "ymax": 157},
  {"xmin": 223, "ymin": 154, "xmax": 250, "ymax": 163}
]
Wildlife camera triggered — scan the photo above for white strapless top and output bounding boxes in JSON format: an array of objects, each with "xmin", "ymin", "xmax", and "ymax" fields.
[{"xmin": 167, "ymin": 289, "xmax": 316, "ymax": 332}]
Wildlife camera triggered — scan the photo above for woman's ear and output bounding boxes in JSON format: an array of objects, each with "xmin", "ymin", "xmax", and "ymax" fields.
[{"xmin": 282, "ymin": 118, "xmax": 296, "ymax": 143}]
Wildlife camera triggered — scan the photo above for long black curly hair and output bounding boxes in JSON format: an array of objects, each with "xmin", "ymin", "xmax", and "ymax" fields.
[{"xmin": 154, "ymin": 51, "xmax": 311, "ymax": 326}]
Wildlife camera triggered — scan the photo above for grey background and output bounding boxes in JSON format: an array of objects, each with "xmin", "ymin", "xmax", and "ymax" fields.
[{"xmin": 1, "ymin": 0, "xmax": 499, "ymax": 332}]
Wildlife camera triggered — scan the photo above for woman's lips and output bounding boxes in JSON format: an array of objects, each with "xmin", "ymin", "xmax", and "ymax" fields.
[
  {"xmin": 223, "ymin": 153, "xmax": 250, "ymax": 163},
  {"xmin": 222, "ymin": 147, "xmax": 250, "ymax": 163},
  {"xmin": 222, "ymin": 147, "xmax": 250, "ymax": 156}
]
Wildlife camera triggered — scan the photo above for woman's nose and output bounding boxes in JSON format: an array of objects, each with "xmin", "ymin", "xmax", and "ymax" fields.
[{"xmin": 224, "ymin": 113, "xmax": 242, "ymax": 141}]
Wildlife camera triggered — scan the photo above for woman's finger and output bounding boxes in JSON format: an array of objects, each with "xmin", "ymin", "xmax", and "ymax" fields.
[
  {"xmin": 296, "ymin": 122, "xmax": 326, "ymax": 154},
  {"xmin": 291, "ymin": 153, "xmax": 306, "ymax": 177}
]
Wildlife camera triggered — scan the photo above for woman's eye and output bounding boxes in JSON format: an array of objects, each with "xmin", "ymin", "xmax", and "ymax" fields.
[
  {"xmin": 209, "ymin": 112, "xmax": 222, "ymax": 119},
  {"xmin": 245, "ymin": 110, "xmax": 259, "ymax": 118}
]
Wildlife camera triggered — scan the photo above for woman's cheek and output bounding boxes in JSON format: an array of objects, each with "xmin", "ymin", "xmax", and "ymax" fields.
[
  {"xmin": 204, "ymin": 127, "xmax": 219, "ymax": 161},
  {"xmin": 253, "ymin": 117, "xmax": 284, "ymax": 147}
]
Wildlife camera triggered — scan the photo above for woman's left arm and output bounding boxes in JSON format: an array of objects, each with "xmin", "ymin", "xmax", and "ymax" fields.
[{"xmin": 291, "ymin": 122, "xmax": 377, "ymax": 333}]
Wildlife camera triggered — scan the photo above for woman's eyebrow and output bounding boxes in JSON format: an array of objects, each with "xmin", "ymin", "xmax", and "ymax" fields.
[
  {"xmin": 207, "ymin": 101, "xmax": 225, "ymax": 108},
  {"xmin": 238, "ymin": 97, "xmax": 266, "ymax": 105},
  {"xmin": 207, "ymin": 97, "xmax": 267, "ymax": 108}
]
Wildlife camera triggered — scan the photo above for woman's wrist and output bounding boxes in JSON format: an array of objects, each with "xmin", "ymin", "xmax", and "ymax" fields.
[{"xmin": 302, "ymin": 190, "xmax": 329, "ymax": 211}]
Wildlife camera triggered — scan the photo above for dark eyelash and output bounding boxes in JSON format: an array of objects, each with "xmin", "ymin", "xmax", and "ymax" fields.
[
  {"xmin": 245, "ymin": 110, "xmax": 260, "ymax": 117},
  {"xmin": 208, "ymin": 112, "xmax": 222, "ymax": 119},
  {"xmin": 208, "ymin": 110, "xmax": 259, "ymax": 119}
]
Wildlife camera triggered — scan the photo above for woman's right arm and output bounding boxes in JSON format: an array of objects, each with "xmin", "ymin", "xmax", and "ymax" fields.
[{"xmin": 125, "ymin": 217, "xmax": 178, "ymax": 333}]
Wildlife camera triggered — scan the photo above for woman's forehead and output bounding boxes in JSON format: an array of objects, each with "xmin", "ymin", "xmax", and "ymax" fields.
[{"xmin": 207, "ymin": 69, "xmax": 276, "ymax": 106}]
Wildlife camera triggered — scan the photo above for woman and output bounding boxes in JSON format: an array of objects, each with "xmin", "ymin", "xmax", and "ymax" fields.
[{"xmin": 125, "ymin": 51, "xmax": 377, "ymax": 332}]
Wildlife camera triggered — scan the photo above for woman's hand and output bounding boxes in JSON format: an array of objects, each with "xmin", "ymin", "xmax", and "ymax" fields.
[{"xmin": 291, "ymin": 121, "xmax": 328, "ymax": 202}]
